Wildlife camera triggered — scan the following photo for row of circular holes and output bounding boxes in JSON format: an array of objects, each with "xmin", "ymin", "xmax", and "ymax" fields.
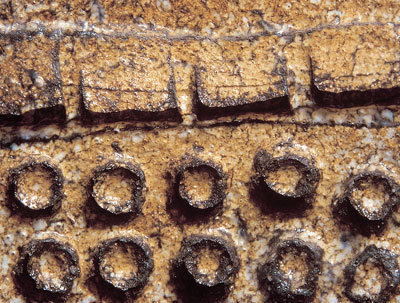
[
  {"xmin": 7, "ymin": 152, "xmax": 400, "ymax": 302},
  {"xmin": 8, "ymin": 152, "xmax": 400, "ymax": 234},
  {"xmin": 14, "ymin": 236, "xmax": 399, "ymax": 303}
]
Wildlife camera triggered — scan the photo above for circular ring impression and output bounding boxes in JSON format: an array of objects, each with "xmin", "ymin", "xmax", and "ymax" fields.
[
  {"xmin": 177, "ymin": 235, "xmax": 239, "ymax": 287},
  {"xmin": 9, "ymin": 161, "xmax": 63, "ymax": 214},
  {"xmin": 15, "ymin": 238, "xmax": 80, "ymax": 297},
  {"xmin": 254, "ymin": 150, "xmax": 320, "ymax": 200},
  {"xmin": 260, "ymin": 238, "xmax": 323, "ymax": 302},
  {"xmin": 95, "ymin": 237, "xmax": 154, "ymax": 292},
  {"xmin": 344, "ymin": 245, "xmax": 400, "ymax": 303},
  {"xmin": 344, "ymin": 172, "xmax": 399, "ymax": 221},
  {"xmin": 177, "ymin": 160, "xmax": 226, "ymax": 210},
  {"xmin": 90, "ymin": 162, "xmax": 146, "ymax": 215}
]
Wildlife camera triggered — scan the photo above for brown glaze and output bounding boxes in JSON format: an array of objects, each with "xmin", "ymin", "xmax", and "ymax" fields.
[
  {"xmin": 0, "ymin": 33, "xmax": 65, "ymax": 125},
  {"xmin": 1, "ymin": 1, "xmax": 400, "ymax": 303}
]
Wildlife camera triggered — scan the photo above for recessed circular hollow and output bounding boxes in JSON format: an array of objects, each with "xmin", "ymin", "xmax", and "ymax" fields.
[
  {"xmin": 8, "ymin": 161, "xmax": 63, "ymax": 215},
  {"xmin": 95, "ymin": 237, "xmax": 153, "ymax": 293},
  {"xmin": 177, "ymin": 235, "xmax": 239, "ymax": 287},
  {"xmin": 14, "ymin": 238, "xmax": 80, "ymax": 301},
  {"xmin": 264, "ymin": 163, "xmax": 302, "ymax": 196},
  {"xmin": 167, "ymin": 159, "xmax": 227, "ymax": 224},
  {"xmin": 90, "ymin": 163, "xmax": 146, "ymax": 216},
  {"xmin": 258, "ymin": 154, "xmax": 319, "ymax": 199},
  {"xmin": 278, "ymin": 246, "xmax": 309, "ymax": 290},
  {"xmin": 333, "ymin": 171, "xmax": 400, "ymax": 235},
  {"xmin": 348, "ymin": 174, "xmax": 398, "ymax": 221},
  {"xmin": 177, "ymin": 161, "xmax": 226, "ymax": 210},
  {"xmin": 252, "ymin": 150, "xmax": 320, "ymax": 214},
  {"xmin": 259, "ymin": 239, "xmax": 323, "ymax": 303},
  {"xmin": 344, "ymin": 245, "xmax": 400, "ymax": 303}
]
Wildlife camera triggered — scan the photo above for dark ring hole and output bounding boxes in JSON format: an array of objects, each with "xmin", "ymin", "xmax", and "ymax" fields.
[
  {"xmin": 178, "ymin": 165, "xmax": 222, "ymax": 210},
  {"xmin": 8, "ymin": 162, "xmax": 63, "ymax": 217},
  {"xmin": 275, "ymin": 245, "xmax": 313, "ymax": 293},
  {"xmin": 14, "ymin": 239, "xmax": 80, "ymax": 302},
  {"xmin": 344, "ymin": 245, "xmax": 400, "ymax": 303},
  {"xmin": 251, "ymin": 152, "xmax": 320, "ymax": 217},
  {"xmin": 348, "ymin": 175, "xmax": 395, "ymax": 221},
  {"xmin": 172, "ymin": 236, "xmax": 239, "ymax": 303},
  {"xmin": 91, "ymin": 167, "xmax": 144, "ymax": 215},
  {"xmin": 262, "ymin": 159, "xmax": 307, "ymax": 198},
  {"xmin": 167, "ymin": 161, "xmax": 226, "ymax": 224},
  {"xmin": 183, "ymin": 240, "xmax": 235, "ymax": 287},
  {"xmin": 259, "ymin": 239, "xmax": 322, "ymax": 303},
  {"xmin": 333, "ymin": 172, "xmax": 400, "ymax": 236},
  {"xmin": 86, "ymin": 163, "xmax": 146, "ymax": 226},
  {"xmin": 93, "ymin": 237, "xmax": 153, "ymax": 300}
]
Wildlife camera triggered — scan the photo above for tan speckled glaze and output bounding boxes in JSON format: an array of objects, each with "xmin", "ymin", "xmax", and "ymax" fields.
[
  {"xmin": 279, "ymin": 248, "xmax": 309, "ymax": 290},
  {"xmin": 181, "ymin": 167, "xmax": 215, "ymax": 203},
  {"xmin": 351, "ymin": 258, "xmax": 386, "ymax": 301},
  {"xmin": 28, "ymin": 249, "xmax": 71, "ymax": 292},
  {"xmin": 0, "ymin": 125, "xmax": 399, "ymax": 302},
  {"xmin": 0, "ymin": 1, "xmax": 400, "ymax": 303},
  {"xmin": 15, "ymin": 165, "xmax": 54, "ymax": 210}
]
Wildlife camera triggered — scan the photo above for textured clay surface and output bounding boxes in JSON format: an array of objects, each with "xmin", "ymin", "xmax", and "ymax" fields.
[{"xmin": 0, "ymin": 1, "xmax": 400, "ymax": 303}]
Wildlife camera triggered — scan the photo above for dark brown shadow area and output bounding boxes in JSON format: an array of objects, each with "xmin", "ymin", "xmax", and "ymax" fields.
[
  {"xmin": 81, "ymin": 105, "xmax": 182, "ymax": 124},
  {"xmin": 0, "ymin": 104, "xmax": 66, "ymax": 126},
  {"xmin": 311, "ymin": 81, "xmax": 400, "ymax": 108},
  {"xmin": 195, "ymin": 95, "xmax": 292, "ymax": 120}
]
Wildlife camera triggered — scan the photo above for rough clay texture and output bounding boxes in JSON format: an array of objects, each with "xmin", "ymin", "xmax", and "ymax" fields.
[
  {"xmin": 0, "ymin": 34, "xmax": 64, "ymax": 119},
  {"xmin": 0, "ymin": 1, "xmax": 400, "ymax": 303}
]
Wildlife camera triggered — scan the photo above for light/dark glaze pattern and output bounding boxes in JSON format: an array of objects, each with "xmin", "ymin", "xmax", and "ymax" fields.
[{"xmin": 1, "ymin": 1, "xmax": 400, "ymax": 302}]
